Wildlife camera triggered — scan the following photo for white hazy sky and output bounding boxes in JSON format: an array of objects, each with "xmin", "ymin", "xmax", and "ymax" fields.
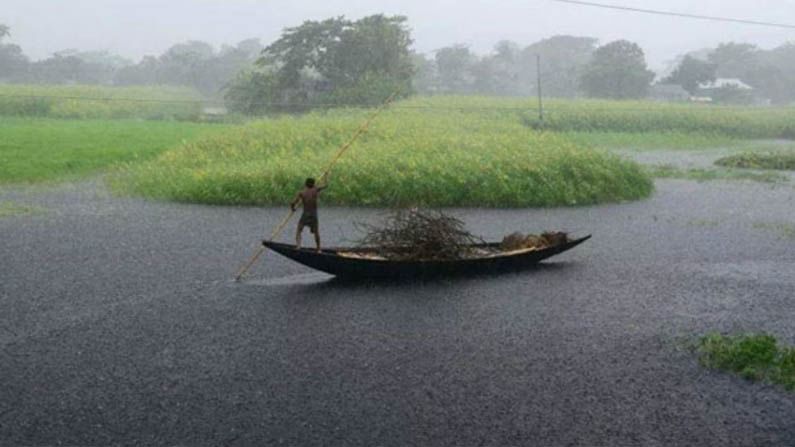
[{"xmin": 4, "ymin": 0, "xmax": 795, "ymax": 70}]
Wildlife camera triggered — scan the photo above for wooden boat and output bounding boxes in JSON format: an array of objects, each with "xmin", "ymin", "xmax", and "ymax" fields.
[{"xmin": 262, "ymin": 235, "xmax": 590, "ymax": 279}]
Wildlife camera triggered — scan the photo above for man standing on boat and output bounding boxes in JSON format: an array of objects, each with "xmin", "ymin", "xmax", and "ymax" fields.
[{"xmin": 291, "ymin": 176, "xmax": 328, "ymax": 252}]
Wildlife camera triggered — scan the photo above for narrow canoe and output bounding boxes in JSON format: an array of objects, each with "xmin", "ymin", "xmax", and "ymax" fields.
[{"xmin": 262, "ymin": 235, "xmax": 590, "ymax": 279}]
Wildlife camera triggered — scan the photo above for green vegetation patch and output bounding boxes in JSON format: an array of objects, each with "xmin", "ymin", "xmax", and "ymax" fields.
[
  {"xmin": 699, "ymin": 333, "xmax": 795, "ymax": 391},
  {"xmin": 752, "ymin": 222, "xmax": 795, "ymax": 239},
  {"xmin": 715, "ymin": 152, "xmax": 795, "ymax": 170},
  {"xmin": 402, "ymin": 96, "xmax": 795, "ymax": 140},
  {"xmin": 564, "ymin": 131, "xmax": 739, "ymax": 151},
  {"xmin": 0, "ymin": 84, "xmax": 203, "ymax": 120},
  {"xmin": 648, "ymin": 165, "xmax": 788, "ymax": 183},
  {"xmin": 113, "ymin": 107, "xmax": 653, "ymax": 207},
  {"xmin": 0, "ymin": 201, "xmax": 42, "ymax": 217},
  {"xmin": 0, "ymin": 118, "xmax": 230, "ymax": 183}
]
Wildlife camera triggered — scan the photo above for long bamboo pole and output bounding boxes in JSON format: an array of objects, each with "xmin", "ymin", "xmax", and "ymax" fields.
[{"xmin": 234, "ymin": 91, "xmax": 401, "ymax": 281}]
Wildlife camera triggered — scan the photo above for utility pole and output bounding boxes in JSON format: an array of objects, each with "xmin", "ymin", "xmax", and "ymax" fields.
[{"xmin": 536, "ymin": 54, "xmax": 544, "ymax": 124}]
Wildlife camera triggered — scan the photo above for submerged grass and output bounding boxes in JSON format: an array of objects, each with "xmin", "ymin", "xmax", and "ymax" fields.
[
  {"xmin": 752, "ymin": 222, "xmax": 795, "ymax": 239},
  {"xmin": 0, "ymin": 117, "xmax": 230, "ymax": 183},
  {"xmin": 715, "ymin": 152, "xmax": 795, "ymax": 170},
  {"xmin": 113, "ymin": 106, "xmax": 653, "ymax": 207},
  {"xmin": 648, "ymin": 165, "xmax": 789, "ymax": 183},
  {"xmin": 699, "ymin": 333, "xmax": 795, "ymax": 391},
  {"xmin": 0, "ymin": 201, "xmax": 42, "ymax": 217}
]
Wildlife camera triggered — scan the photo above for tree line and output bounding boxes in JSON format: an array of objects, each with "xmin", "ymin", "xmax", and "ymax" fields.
[
  {"xmin": 2, "ymin": 17, "xmax": 795, "ymax": 109},
  {"xmin": 0, "ymin": 25, "xmax": 262, "ymax": 96}
]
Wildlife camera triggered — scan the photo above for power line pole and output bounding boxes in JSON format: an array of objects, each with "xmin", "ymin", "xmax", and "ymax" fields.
[{"xmin": 536, "ymin": 54, "xmax": 544, "ymax": 124}]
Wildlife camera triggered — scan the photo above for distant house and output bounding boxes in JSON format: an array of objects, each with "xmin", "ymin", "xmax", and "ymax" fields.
[
  {"xmin": 698, "ymin": 78, "xmax": 753, "ymax": 91},
  {"xmin": 649, "ymin": 83, "xmax": 690, "ymax": 102},
  {"xmin": 697, "ymin": 78, "xmax": 757, "ymax": 104}
]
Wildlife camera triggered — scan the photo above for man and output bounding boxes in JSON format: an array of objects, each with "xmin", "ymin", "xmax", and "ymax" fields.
[{"xmin": 290, "ymin": 176, "xmax": 328, "ymax": 252}]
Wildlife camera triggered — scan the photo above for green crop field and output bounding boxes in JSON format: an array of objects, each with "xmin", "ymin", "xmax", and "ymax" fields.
[
  {"xmin": 402, "ymin": 96, "xmax": 795, "ymax": 139},
  {"xmin": 113, "ymin": 104, "xmax": 654, "ymax": 207},
  {"xmin": 0, "ymin": 117, "xmax": 230, "ymax": 183},
  {"xmin": 0, "ymin": 84, "xmax": 204, "ymax": 120},
  {"xmin": 6, "ymin": 92, "xmax": 794, "ymax": 207}
]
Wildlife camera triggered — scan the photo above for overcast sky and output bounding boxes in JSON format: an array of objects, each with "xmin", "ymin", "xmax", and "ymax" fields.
[{"xmin": 4, "ymin": 0, "xmax": 795, "ymax": 70}]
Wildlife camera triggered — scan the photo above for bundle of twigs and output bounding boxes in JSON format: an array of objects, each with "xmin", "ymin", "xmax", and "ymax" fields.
[{"xmin": 356, "ymin": 209, "xmax": 486, "ymax": 261}]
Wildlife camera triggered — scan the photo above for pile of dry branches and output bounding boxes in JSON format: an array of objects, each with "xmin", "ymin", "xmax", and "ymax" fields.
[{"xmin": 356, "ymin": 209, "xmax": 486, "ymax": 261}]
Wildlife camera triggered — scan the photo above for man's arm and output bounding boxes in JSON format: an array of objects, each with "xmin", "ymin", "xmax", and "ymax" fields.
[{"xmin": 317, "ymin": 174, "xmax": 329, "ymax": 191}]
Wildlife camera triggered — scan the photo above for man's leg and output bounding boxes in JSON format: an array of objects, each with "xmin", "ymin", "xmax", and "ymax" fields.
[
  {"xmin": 313, "ymin": 225, "xmax": 321, "ymax": 252},
  {"xmin": 295, "ymin": 223, "xmax": 303, "ymax": 249}
]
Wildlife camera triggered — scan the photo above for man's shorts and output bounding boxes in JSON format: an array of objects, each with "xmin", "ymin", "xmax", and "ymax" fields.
[{"xmin": 299, "ymin": 213, "xmax": 318, "ymax": 234}]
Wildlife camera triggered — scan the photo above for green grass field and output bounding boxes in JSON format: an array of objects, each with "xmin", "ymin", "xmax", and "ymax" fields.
[
  {"xmin": 0, "ymin": 118, "xmax": 230, "ymax": 183},
  {"xmin": 0, "ymin": 84, "xmax": 204, "ymax": 120},
  {"xmin": 112, "ymin": 105, "xmax": 654, "ymax": 207},
  {"xmin": 402, "ymin": 96, "xmax": 795, "ymax": 139},
  {"xmin": 5, "ymin": 92, "xmax": 795, "ymax": 207}
]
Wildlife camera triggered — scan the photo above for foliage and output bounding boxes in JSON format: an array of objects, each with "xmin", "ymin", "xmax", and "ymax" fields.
[
  {"xmin": 0, "ymin": 201, "xmax": 41, "ymax": 218},
  {"xmin": 230, "ymin": 14, "xmax": 414, "ymax": 113},
  {"xmin": 523, "ymin": 36, "xmax": 598, "ymax": 97},
  {"xmin": 663, "ymin": 56, "xmax": 716, "ymax": 95},
  {"xmin": 513, "ymin": 97, "xmax": 795, "ymax": 138},
  {"xmin": 0, "ymin": 24, "xmax": 29, "ymax": 82},
  {"xmin": 699, "ymin": 333, "xmax": 795, "ymax": 391},
  {"xmin": 112, "ymin": 97, "xmax": 653, "ymax": 207},
  {"xmin": 563, "ymin": 131, "xmax": 738, "ymax": 151},
  {"xmin": 580, "ymin": 40, "xmax": 655, "ymax": 99},
  {"xmin": 715, "ymin": 152, "xmax": 795, "ymax": 170},
  {"xmin": 355, "ymin": 209, "xmax": 486, "ymax": 260},
  {"xmin": 708, "ymin": 43, "xmax": 759, "ymax": 80},
  {"xmin": 0, "ymin": 84, "xmax": 204, "ymax": 120},
  {"xmin": 752, "ymin": 222, "xmax": 795, "ymax": 240},
  {"xmin": 434, "ymin": 45, "xmax": 477, "ymax": 94},
  {"xmin": 0, "ymin": 117, "xmax": 228, "ymax": 183},
  {"xmin": 647, "ymin": 165, "xmax": 788, "ymax": 183},
  {"xmin": 115, "ymin": 39, "xmax": 263, "ymax": 96},
  {"xmin": 420, "ymin": 35, "xmax": 597, "ymax": 97}
]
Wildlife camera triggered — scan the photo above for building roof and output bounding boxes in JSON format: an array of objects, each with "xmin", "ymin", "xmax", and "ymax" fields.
[{"xmin": 698, "ymin": 78, "xmax": 753, "ymax": 90}]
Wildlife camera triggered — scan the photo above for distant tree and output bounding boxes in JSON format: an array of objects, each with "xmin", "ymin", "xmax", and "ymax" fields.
[
  {"xmin": 741, "ymin": 43, "xmax": 795, "ymax": 104},
  {"xmin": 114, "ymin": 39, "xmax": 261, "ymax": 95},
  {"xmin": 471, "ymin": 41, "xmax": 520, "ymax": 95},
  {"xmin": 521, "ymin": 35, "xmax": 598, "ymax": 97},
  {"xmin": 580, "ymin": 40, "xmax": 654, "ymax": 99},
  {"xmin": 708, "ymin": 42, "xmax": 759, "ymax": 79},
  {"xmin": 230, "ymin": 14, "xmax": 413, "ymax": 113},
  {"xmin": 434, "ymin": 45, "xmax": 476, "ymax": 94},
  {"xmin": 29, "ymin": 53, "xmax": 90, "ymax": 83},
  {"xmin": 662, "ymin": 55, "xmax": 716, "ymax": 94},
  {"xmin": 410, "ymin": 52, "xmax": 437, "ymax": 94},
  {"xmin": 114, "ymin": 55, "xmax": 159, "ymax": 85},
  {"xmin": 0, "ymin": 24, "xmax": 29, "ymax": 81}
]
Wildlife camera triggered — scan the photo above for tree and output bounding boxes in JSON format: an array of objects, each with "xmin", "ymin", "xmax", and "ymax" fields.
[
  {"xmin": 580, "ymin": 40, "xmax": 654, "ymax": 99},
  {"xmin": 434, "ymin": 45, "xmax": 476, "ymax": 94},
  {"xmin": 663, "ymin": 55, "xmax": 716, "ymax": 94},
  {"xmin": 521, "ymin": 35, "xmax": 598, "ymax": 97},
  {"xmin": 708, "ymin": 42, "xmax": 759, "ymax": 79},
  {"xmin": 471, "ymin": 41, "xmax": 520, "ymax": 95},
  {"xmin": 249, "ymin": 14, "xmax": 414, "ymax": 108},
  {"xmin": 0, "ymin": 24, "xmax": 29, "ymax": 81}
]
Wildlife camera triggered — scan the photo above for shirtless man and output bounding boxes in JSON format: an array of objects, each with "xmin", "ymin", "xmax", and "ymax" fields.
[{"xmin": 290, "ymin": 177, "xmax": 328, "ymax": 251}]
